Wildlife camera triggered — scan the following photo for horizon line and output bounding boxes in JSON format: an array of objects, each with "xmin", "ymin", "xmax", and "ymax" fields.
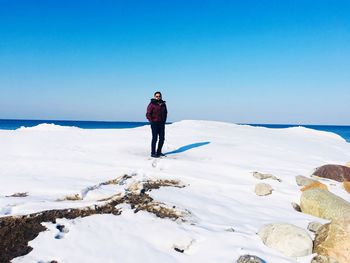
[{"xmin": 0, "ymin": 118, "xmax": 349, "ymax": 127}]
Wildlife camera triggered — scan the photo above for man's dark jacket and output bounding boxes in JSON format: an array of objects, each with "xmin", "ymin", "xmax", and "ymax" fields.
[{"xmin": 146, "ymin": 99, "xmax": 167, "ymax": 123}]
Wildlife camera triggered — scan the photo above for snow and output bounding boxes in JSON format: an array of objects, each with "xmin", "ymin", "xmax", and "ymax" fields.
[{"xmin": 1, "ymin": 120, "xmax": 350, "ymax": 263}]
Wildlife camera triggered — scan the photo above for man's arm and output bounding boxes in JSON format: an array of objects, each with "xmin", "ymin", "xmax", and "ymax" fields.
[{"xmin": 146, "ymin": 103, "xmax": 153, "ymax": 122}]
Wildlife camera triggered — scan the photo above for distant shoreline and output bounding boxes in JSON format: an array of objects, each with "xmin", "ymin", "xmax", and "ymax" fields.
[{"xmin": 1, "ymin": 119, "xmax": 349, "ymax": 142}]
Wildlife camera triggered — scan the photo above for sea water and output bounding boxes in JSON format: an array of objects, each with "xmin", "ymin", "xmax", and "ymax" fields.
[
  {"xmin": 246, "ymin": 124, "xmax": 350, "ymax": 143},
  {"xmin": 1, "ymin": 119, "xmax": 349, "ymax": 143}
]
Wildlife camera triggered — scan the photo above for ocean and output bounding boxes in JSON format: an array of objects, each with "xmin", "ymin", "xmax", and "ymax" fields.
[
  {"xmin": 245, "ymin": 123, "xmax": 350, "ymax": 143},
  {"xmin": 0, "ymin": 119, "xmax": 149, "ymax": 130},
  {"xmin": 1, "ymin": 119, "xmax": 349, "ymax": 143}
]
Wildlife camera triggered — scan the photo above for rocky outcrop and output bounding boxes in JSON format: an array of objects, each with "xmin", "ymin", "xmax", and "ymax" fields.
[
  {"xmin": 314, "ymin": 220, "xmax": 350, "ymax": 263},
  {"xmin": 301, "ymin": 187, "xmax": 350, "ymax": 263},
  {"xmin": 300, "ymin": 188, "xmax": 350, "ymax": 221},
  {"xmin": 254, "ymin": 183, "xmax": 273, "ymax": 196},
  {"xmin": 313, "ymin": 165, "xmax": 350, "ymax": 182},
  {"xmin": 345, "ymin": 161, "xmax": 350, "ymax": 168},
  {"xmin": 0, "ymin": 178, "xmax": 187, "ymax": 263},
  {"xmin": 258, "ymin": 223, "xmax": 313, "ymax": 257},
  {"xmin": 296, "ymin": 175, "xmax": 316, "ymax": 186},
  {"xmin": 301, "ymin": 181, "xmax": 328, "ymax": 192}
]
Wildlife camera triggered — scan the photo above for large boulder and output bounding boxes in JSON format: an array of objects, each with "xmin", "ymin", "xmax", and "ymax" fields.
[
  {"xmin": 313, "ymin": 164, "xmax": 350, "ymax": 182},
  {"xmin": 300, "ymin": 188, "xmax": 350, "ymax": 221},
  {"xmin": 258, "ymin": 223, "xmax": 313, "ymax": 257},
  {"xmin": 314, "ymin": 220, "xmax": 350, "ymax": 263}
]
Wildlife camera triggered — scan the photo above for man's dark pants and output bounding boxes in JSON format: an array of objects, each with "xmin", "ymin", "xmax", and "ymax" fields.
[{"xmin": 151, "ymin": 122, "xmax": 165, "ymax": 155}]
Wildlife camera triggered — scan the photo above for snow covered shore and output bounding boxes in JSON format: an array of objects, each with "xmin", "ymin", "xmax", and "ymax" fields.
[{"xmin": 1, "ymin": 120, "xmax": 350, "ymax": 263}]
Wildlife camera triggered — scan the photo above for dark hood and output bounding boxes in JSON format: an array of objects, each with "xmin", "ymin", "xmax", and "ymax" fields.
[{"xmin": 150, "ymin": 98, "xmax": 166, "ymax": 104}]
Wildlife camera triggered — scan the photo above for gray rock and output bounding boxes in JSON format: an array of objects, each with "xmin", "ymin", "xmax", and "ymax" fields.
[
  {"xmin": 311, "ymin": 255, "xmax": 340, "ymax": 263},
  {"xmin": 255, "ymin": 183, "xmax": 273, "ymax": 196},
  {"xmin": 308, "ymin": 221, "xmax": 323, "ymax": 233},
  {"xmin": 291, "ymin": 202, "xmax": 301, "ymax": 212},
  {"xmin": 237, "ymin": 254, "xmax": 265, "ymax": 263},
  {"xmin": 296, "ymin": 175, "xmax": 316, "ymax": 186},
  {"xmin": 258, "ymin": 223, "xmax": 313, "ymax": 257},
  {"xmin": 252, "ymin": 172, "xmax": 281, "ymax": 182}
]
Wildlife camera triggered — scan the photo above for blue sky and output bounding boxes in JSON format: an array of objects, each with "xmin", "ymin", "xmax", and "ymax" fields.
[{"xmin": 0, "ymin": 0, "xmax": 349, "ymax": 124}]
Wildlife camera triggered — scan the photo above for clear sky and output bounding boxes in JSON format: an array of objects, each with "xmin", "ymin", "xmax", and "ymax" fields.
[{"xmin": 0, "ymin": 0, "xmax": 349, "ymax": 124}]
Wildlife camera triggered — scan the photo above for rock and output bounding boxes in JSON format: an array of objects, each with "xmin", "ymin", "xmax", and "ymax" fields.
[
  {"xmin": 291, "ymin": 202, "xmax": 301, "ymax": 212},
  {"xmin": 314, "ymin": 220, "xmax": 350, "ymax": 263},
  {"xmin": 308, "ymin": 221, "xmax": 323, "ymax": 233},
  {"xmin": 5, "ymin": 192, "xmax": 28, "ymax": 198},
  {"xmin": 225, "ymin": 227, "xmax": 235, "ymax": 232},
  {"xmin": 258, "ymin": 223, "xmax": 313, "ymax": 257},
  {"xmin": 174, "ymin": 247, "xmax": 184, "ymax": 253},
  {"xmin": 343, "ymin": 182, "xmax": 350, "ymax": 193},
  {"xmin": 313, "ymin": 164, "xmax": 350, "ymax": 182},
  {"xmin": 301, "ymin": 181, "xmax": 328, "ymax": 192},
  {"xmin": 311, "ymin": 255, "xmax": 339, "ymax": 263},
  {"xmin": 300, "ymin": 188, "xmax": 350, "ymax": 221},
  {"xmin": 254, "ymin": 183, "xmax": 273, "ymax": 196},
  {"xmin": 252, "ymin": 172, "xmax": 281, "ymax": 182},
  {"xmin": 345, "ymin": 161, "xmax": 350, "ymax": 168},
  {"xmin": 237, "ymin": 254, "xmax": 265, "ymax": 263},
  {"xmin": 296, "ymin": 175, "xmax": 316, "ymax": 186}
]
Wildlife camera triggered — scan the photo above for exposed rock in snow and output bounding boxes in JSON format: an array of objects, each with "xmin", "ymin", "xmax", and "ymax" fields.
[
  {"xmin": 258, "ymin": 223, "xmax": 313, "ymax": 257},
  {"xmin": 311, "ymin": 255, "xmax": 339, "ymax": 263},
  {"xmin": 300, "ymin": 188, "xmax": 350, "ymax": 221},
  {"xmin": 314, "ymin": 220, "xmax": 350, "ymax": 263},
  {"xmin": 313, "ymin": 164, "xmax": 350, "ymax": 182},
  {"xmin": 252, "ymin": 171, "xmax": 281, "ymax": 182},
  {"xmin": 295, "ymin": 175, "xmax": 316, "ymax": 187},
  {"xmin": 236, "ymin": 254, "xmax": 265, "ymax": 263},
  {"xmin": 254, "ymin": 183, "xmax": 273, "ymax": 196},
  {"xmin": 291, "ymin": 202, "xmax": 301, "ymax": 212}
]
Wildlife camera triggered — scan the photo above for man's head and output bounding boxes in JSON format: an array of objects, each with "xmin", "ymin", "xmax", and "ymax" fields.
[{"xmin": 154, "ymin": 91, "xmax": 162, "ymax": 100}]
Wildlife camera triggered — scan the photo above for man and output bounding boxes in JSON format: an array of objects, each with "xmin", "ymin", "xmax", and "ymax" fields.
[{"xmin": 146, "ymin": 91, "xmax": 168, "ymax": 158}]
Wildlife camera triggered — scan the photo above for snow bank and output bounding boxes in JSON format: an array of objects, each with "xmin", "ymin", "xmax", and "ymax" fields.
[
  {"xmin": 17, "ymin": 123, "xmax": 79, "ymax": 131},
  {"xmin": 1, "ymin": 120, "xmax": 350, "ymax": 263}
]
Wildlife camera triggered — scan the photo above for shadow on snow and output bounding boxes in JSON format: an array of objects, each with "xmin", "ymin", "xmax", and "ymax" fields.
[{"xmin": 165, "ymin": 142, "xmax": 210, "ymax": 155}]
